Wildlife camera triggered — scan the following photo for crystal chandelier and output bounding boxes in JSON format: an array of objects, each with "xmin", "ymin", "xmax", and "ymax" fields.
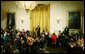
[
  {"xmin": 16, "ymin": 1, "xmax": 38, "ymax": 30},
  {"xmin": 16, "ymin": 1, "xmax": 38, "ymax": 12}
]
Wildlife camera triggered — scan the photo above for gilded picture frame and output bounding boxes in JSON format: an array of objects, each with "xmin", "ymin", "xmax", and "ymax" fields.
[{"xmin": 67, "ymin": 10, "xmax": 83, "ymax": 31}]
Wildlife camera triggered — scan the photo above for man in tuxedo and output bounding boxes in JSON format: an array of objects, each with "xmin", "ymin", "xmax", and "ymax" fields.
[
  {"xmin": 64, "ymin": 27, "xmax": 69, "ymax": 36},
  {"xmin": 36, "ymin": 25, "xmax": 40, "ymax": 37},
  {"xmin": 8, "ymin": 25, "xmax": 12, "ymax": 31}
]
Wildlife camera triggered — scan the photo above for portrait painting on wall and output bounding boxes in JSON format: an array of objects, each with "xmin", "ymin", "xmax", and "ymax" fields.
[
  {"xmin": 7, "ymin": 13, "xmax": 15, "ymax": 30},
  {"xmin": 69, "ymin": 12, "xmax": 81, "ymax": 29}
]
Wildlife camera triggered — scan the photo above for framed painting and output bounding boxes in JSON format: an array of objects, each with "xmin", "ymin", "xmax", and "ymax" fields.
[
  {"xmin": 7, "ymin": 12, "xmax": 15, "ymax": 30},
  {"xmin": 67, "ymin": 10, "xmax": 83, "ymax": 30}
]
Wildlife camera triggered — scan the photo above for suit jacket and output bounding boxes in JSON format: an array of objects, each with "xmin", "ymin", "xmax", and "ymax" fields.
[
  {"xmin": 38, "ymin": 27, "xmax": 40, "ymax": 32},
  {"xmin": 64, "ymin": 27, "xmax": 69, "ymax": 35},
  {"xmin": 8, "ymin": 25, "xmax": 12, "ymax": 30}
]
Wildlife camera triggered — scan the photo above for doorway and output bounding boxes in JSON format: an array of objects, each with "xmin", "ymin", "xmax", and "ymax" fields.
[{"xmin": 7, "ymin": 13, "xmax": 15, "ymax": 30}]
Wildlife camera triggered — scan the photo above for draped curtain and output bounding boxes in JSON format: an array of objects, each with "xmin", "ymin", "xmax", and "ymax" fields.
[
  {"xmin": 30, "ymin": 5, "xmax": 50, "ymax": 33},
  {"xmin": 1, "ymin": 7, "xmax": 7, "ymax": 21}
]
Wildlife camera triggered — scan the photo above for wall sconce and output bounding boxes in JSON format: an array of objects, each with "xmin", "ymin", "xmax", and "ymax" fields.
[
  {"xmin": 56, "ymin": 18, "xmax": 60, "ymax": 24},
  {"xmin": 21, "ymin": 18, "xmax": 24, "ymax": 23}
]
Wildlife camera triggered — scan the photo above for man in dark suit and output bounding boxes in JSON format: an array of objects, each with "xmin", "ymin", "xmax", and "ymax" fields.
[
  {"xmin": 36, "ymin": 25, "xmax": 40, "ymax": 37},
  {"xmin": 64, "ymin": 27, "xmax": 69, "ymax": 36},
  {"xmin": 8, "ymin": 25, "xmax": 12, "ymax": 31}
]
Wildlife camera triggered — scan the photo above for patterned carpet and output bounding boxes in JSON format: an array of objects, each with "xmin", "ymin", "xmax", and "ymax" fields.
[
  {"xmin": 43, "ymin": 47, "xmax": 68, "ymax": 53},
  {"xmin": 1, "ymin": 40, "xmax": 68, "ymax": 53}
]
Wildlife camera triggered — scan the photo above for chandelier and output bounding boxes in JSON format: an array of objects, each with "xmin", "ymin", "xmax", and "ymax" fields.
[
  {"xmin": 16, "ymin": 1, "xmax": 38, "ymax": 30},
  {"xmin": 16, "ymin": 1, "xmax": 38, "ymax": 13}
]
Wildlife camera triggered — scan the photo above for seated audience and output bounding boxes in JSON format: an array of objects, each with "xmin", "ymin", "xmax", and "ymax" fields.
[
  {"xmin": 51, "ymin": 33, "xmax": 57, "ymax": 48},
  {"xmin": 58, "ymin": 33, "xmax": 66, "ymax": 48},
  {"xmin": 58, "ymin": 30, "xmax": 61, "ymax": 37},
  {"xmin": 1, "ymin": 35, "xmax": 4, "ymax": 45},
  {"xmin": 45, "ymin": 31, "xmax": 49, "ymax": 45},
  {"xmin": 1, "ymin": 28, "xmax": 84, "ymax": 53},
  {"xmin": 3, "ymin": 31, "xmax": 9, "ymax": 43},
  {"xmin": 39, "ymin": 34, "xmax": 45, "ymax": 50}
]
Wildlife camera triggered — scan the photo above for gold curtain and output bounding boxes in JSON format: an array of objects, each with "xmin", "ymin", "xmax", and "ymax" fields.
[
  {"xmin": 1, "ymin": 7, "xmax": 7, "ymax": 21},
  {"xmin": 30, "ymin": 5, "xmax": 50, "ymax": 33}
]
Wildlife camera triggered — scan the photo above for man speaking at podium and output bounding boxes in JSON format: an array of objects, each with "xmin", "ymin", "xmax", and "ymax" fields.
[{"xmin": 36, "ymin": 25, "xmax": 40, "ymax": 37}]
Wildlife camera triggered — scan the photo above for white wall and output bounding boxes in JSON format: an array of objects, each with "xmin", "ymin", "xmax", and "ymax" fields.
[
  {"xmin": 1, "ymin": 1, "xmax": 30, "ymax": 31},
  {"xmin": 15, "ymin": 7, "xmax": 30, "ymax": 31},
  {"xmin": 1, "ymin": 1, "xmax": 84, "ymax": 34},
  {"xmin": 50, "ymin": 1, "xmax": 84, "ymax": 35}
]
